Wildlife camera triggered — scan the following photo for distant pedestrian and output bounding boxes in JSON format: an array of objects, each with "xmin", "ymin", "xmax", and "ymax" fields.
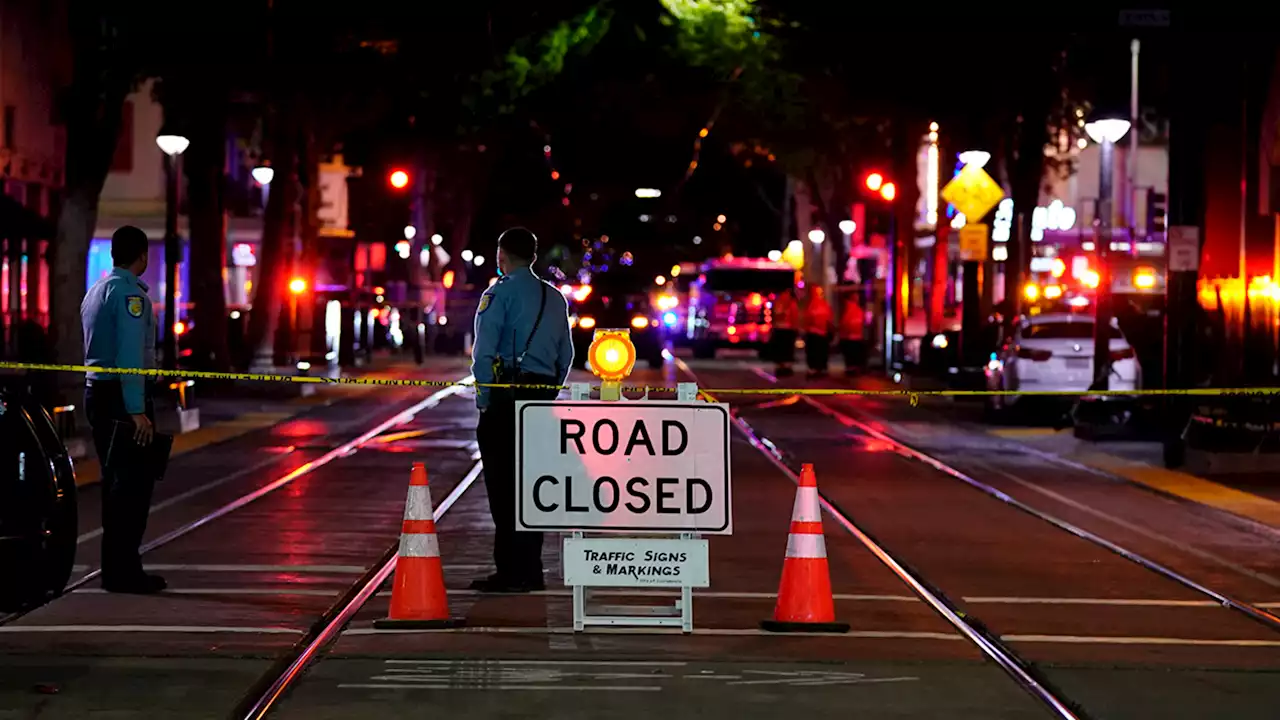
[
  {"xmin": 470, "ymin": 228, "xmax": 574, "ymax": 593},
  {"xmin": 81, "ymin": 226, "xmax": 167, "ymax": 594},
  {"xmin": 803, "ymin": 286, "xmax": 832, "ymax": 377},
  {"xmin": 838, "ymin": 292, "xmax": 865, "ymax": 374},
  {"xmin": 770, "ymin": 286, "xmax": 800, "ymax": 377}
]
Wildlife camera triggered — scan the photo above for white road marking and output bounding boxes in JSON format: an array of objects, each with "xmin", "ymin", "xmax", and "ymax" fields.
[
  {"xmin": 61, "ymin": 584, "xmax": 1278, "ymax": 607},
  {"xmin": 136, "ymin": 564, "xmax": 369, "ymax": 573},
  {"xmin": 1005, "ymin": 634, "xmax": 1280, "ymax": 648},
  {"xmin": 347, "ymin": 626, "xmax": 962, "ymax": 640},
  {"xmin": 0, "ymin": 625, "xmax": 301, "ymax": 634},
  {"xmin": 962, "ymin": 597, "xmax": 1227, "ymax": 608},
  {"xmin": 79, "ymin": 563, "xmax": 489, "ymax": 574},
  {"xmin": 72, "ymin": 588, "xmax": 342, "ymax": 596},
  {"xmin": 78, "ymin": 451, "xmax": 296, "ymax": 543},
  {"xmin": 385, "ymin": 659, "xmax": 688, "ymax": 666},
  {"xmin": 338, "ymin": 684, "xmax": 661, "ymax": 692}
]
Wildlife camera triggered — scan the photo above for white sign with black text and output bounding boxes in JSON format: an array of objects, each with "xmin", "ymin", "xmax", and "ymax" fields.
[
  {"xmin": 562, "ymin": 537, "xmax": 710, "ymax": 588},
  {"xmin": 1168, "ymin": 226, "xmax": 1200, "ymax": 272},
  {"xmin": 516, "ymin": 401, "xmax": 732, "ymax": 534}
]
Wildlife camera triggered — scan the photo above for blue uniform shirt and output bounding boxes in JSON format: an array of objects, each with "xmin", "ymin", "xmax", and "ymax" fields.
[
  {"xmin": 81, "ymin": 267, "xmax": 156, "ymax": 414},
  {"xmin": 471, "ymin": 266, "xmax": 574, "ymax": 409}
]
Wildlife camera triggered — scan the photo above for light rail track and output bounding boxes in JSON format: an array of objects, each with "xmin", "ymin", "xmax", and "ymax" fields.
[{"xmin": 0, "ymin": 378, "xmax": 471, "ymax": 628}]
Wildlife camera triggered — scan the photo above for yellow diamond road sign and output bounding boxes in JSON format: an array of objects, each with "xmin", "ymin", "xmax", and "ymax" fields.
[{"xmin": 941, "ymin": 165, "xmax": 1005, "ymax": 221}]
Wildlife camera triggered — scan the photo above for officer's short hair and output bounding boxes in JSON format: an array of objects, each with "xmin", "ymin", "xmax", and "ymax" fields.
[
  {"xmin": 111, "ymin": 226, "xmax": 149, "ymax": 266},
  {"xmin": 498, "ymin": 227, "xmax": 537, "ymax": 264}
]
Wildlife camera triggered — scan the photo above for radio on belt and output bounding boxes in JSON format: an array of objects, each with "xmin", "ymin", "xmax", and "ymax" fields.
[{"xmin": 515, "ymin": 328, "xmax": 732, "ymax": 632}]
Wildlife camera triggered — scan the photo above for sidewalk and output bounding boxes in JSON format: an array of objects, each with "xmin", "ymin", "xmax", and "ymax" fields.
[
  {"xmin": 988, "ymin": 427, "xmax": 1280, "ymax": 530},
  {"xmin": 69, "ymin": 354, "xmax": 471, "ymax": 488}
]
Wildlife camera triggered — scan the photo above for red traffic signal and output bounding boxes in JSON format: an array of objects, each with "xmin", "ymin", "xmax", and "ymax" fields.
[
  {"xmin": 388, "ymin": 168, "xmax": 410, "ymax": 190},
  {"xmin": 879, "ymin": 182, "xmax": 897, "ymax": 202},
  {"xmin": 864, "ymin": 172, "xmax": 884, "ymax": 192}
]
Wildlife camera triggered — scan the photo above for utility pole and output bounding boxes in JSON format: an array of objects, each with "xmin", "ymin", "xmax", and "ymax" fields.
[
  {"xmin": 1163, "ymin": 33, "xmax": 1207, "ymax": 466},
  {"xmin": 1127, "ymin": 39, "xmax": 1141, "ymax": 231}
]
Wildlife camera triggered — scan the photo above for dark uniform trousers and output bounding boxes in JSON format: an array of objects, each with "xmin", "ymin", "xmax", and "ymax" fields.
[
  {"xmin": 477, "ymin": 373, "xmax": 559, "ymax": 584},
  {"xmin": 85, "ymin": 380, "xmax": 156, "ymax": 580}
]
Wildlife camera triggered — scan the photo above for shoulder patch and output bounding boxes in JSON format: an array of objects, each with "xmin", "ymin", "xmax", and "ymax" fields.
[
  {"xmin": 477, "ymin": 293, "xmax": 493, "ymax": 314},
  {"xmin": 125, "ymin": 295, "xmax": 145, "ymax": 319}
]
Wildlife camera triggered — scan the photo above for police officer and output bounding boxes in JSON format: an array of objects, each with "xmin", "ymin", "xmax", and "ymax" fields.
[
  {"xmin": 81, "ymin": 225, "xmax": 167, "ymax": 594},
  {"xmin": 470, "ymin": 228, "xmax": 574, "ymax": 592}
]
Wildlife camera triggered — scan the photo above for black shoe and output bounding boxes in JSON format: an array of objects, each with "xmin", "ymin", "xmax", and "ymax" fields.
[
  {"xmin": 103, "ymin": 573, "xmax": 167, "ymax": 595},
  {"xmin": 469, "ymin": 574, "xmax": 545, "ymax": 594}
]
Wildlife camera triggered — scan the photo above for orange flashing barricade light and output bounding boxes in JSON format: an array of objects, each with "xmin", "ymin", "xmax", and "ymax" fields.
[
  {"xmin": 289, "ymin": 277, "xmax": 307, "ymax": 295},
  {"xmin": 587, "ymin": 329, "xmax": 636, "ymax": 401}
]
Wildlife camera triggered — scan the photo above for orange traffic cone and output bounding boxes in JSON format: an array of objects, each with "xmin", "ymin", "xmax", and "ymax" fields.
[
  {"xmin": 761, "ymin": 463, "xmax": 849, "ymax": 633},
  {"xmin": 374, "ymin": 463, "xmax": 464, "ymax": 629}
]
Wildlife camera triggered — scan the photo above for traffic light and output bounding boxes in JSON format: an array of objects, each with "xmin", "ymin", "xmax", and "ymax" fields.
[
  {"xmin": 388, "ymin": 168, "xmax": 410, "ymax": 190},
  {"xmin": 864, "ymin": 172, "xmax": 884, "ymax": 192},
  {"xmin": 1147, "ymin": 190, "xmax": 1167, "ymax": 238}
]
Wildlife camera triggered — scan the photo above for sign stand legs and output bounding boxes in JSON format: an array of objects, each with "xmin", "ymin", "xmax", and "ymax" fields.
[
  {"xmin": 568, "ymin": 531, "xmax": 697, "ymax": 633},
  {"xmin": 563, "ymin": 381, "xmax": 705, "ymax": 634}
]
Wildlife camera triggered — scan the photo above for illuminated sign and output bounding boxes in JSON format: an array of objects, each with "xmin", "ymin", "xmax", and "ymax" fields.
[{"xmin": 1031, "ymin": 200, "xmax": 1076, "ymax": 241}]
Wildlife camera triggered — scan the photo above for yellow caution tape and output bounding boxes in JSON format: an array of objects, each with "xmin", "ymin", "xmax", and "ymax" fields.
[{"xmin": 1, "ymin": 361, "xmax": 1277, "ymax": 406}]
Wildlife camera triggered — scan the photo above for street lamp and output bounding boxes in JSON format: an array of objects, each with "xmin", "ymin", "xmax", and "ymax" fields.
[
  {"xmin": 807, "ymin": 228, "xmax": 825, "ymax": 244},
  {"xmin": 251, "ymin": 165, "xmax": 274, "ymax": 185},
  {"xmin": 156, "ymin": 133, "xmax": 189, "ymax": 370},
  {"xmin": 957, "ymin": 150, "xmax": 991, "ymax": 169},
  {"xmin": 1084, "ymin": 112, "xmax": 1131, "ymax": 391},
  {"xmin": 838, "ymin": 220, "xmax": 856, "ymax": 235}
]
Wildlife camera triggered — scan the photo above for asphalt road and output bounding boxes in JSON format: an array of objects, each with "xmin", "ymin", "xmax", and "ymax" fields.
[{"xmin": 1, "ymin": 353, "xmax": 1276, "ymax": 719}]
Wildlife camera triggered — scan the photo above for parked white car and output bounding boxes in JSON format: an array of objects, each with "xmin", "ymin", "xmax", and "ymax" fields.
[{"xmin": 985, "ymin": 313, "xmax": 1141, "ymax": 416}]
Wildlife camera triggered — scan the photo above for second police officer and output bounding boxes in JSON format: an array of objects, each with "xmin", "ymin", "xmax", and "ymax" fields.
[{"xmin": 470, "ymin": 227, "xmax": 574, "ymax": 593}]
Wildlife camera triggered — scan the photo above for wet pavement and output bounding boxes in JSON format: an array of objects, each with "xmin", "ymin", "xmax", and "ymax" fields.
[{"xmin": 1, "ymin": 353, "xmax": 1277, "ymax": 719}]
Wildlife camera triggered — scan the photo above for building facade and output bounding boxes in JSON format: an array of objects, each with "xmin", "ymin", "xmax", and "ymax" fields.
[{"xmin": 0, "ymin": 0, "xmax": 69, "ymax": 352}]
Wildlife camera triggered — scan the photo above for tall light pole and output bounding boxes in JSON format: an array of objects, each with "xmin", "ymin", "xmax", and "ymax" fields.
[
  {"xmin": 1085, "ymin": 115, "xmax": 1131, "ymax": 390},
  {"xmin": 156, "ymin": 133, "xmax": 190, "ymax": 370}
]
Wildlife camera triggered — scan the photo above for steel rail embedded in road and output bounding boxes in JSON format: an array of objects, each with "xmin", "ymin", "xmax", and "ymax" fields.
[
  {"xmin": 233, "ymin": 460, "xmax": 484, "ymax": 720},
  {"xmin": 0, "ymin": 376, "xmax": 472, "ymax": 628},
  {"xmin": 797, "ymin": 393, "xmax": 1280, "ymax": 636},
  {"xmin": 672, "ymin": 358, "xmax": 1088, "ymax": 720}
]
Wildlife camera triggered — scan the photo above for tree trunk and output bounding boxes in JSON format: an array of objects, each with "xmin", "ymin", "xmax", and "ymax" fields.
[
  {"xmin": 185, "ymin": 102, "xmax": 231, "ymax": 370},
  {"xmin": 244, "ymin": 112, "xmax": 298, "ymax": 370},
  {"xmin": 48, "ymin": 9, "xmax": 132, "ymax": 401}
]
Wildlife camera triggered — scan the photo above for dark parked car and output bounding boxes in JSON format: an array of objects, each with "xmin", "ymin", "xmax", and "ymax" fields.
[
  {"xmin": 569, "ymin": 289, "xmax": 665, "ymax": 370},
  {"xmin": 0, "ymin": 379, "xmax": 78, "ymax": 611}
]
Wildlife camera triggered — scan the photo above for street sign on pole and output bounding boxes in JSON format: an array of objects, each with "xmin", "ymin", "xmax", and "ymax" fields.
[
  {"xmin": 941, "ymin": 165, "xmax": 1006, "ymax": 222},
  {"xmin": 958, "ymin": 223, "xmax": 990, "ymax": 262},
  {"xmin": 1168, "ymin": 226, "xmax": 1200, "ymax": 272},
  {"xmin": 516, "ymin": 400, "xmax": 732, "ymax": 534}
]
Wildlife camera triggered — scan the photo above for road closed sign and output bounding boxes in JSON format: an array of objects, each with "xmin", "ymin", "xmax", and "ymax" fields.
[{"xmin": 516, "ymin": 401, "xmax": 732, "ymax": 534}]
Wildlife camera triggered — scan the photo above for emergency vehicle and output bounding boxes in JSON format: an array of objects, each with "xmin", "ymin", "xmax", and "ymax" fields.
[{"xmin": 684, "ymin": 257, "xmax": 797, "ymax": 359}]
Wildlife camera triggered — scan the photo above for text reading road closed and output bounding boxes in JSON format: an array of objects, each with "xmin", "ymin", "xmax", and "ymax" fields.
[{"xmin": 516, "ymin": 401, "xmax": 732, "ymax": 533}]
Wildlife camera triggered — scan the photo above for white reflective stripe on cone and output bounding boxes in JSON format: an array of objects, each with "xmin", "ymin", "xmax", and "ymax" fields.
[
  {"xmin": 399, "ymin": 532, "xmax": 441, "ymax": 559},
  {"xmin": 403, "ymin": 485, "xmax": 435, "ymax": 521},
  {"xmin": 791, "ymin": 487, "xmax": 821, "ymax": 522},
  {"xmin": 785, "ymin": 533, "xmax": 827, "ymax": 559}
]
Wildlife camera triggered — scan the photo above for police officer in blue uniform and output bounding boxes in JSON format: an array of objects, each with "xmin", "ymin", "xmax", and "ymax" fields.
[
  {"xmin": 81, "ymin": 226, "xmax": 167, "ymax": 594},
  {"xmin": 471, "ymin": 228, "xmax": 573, "ymax": 593}
]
